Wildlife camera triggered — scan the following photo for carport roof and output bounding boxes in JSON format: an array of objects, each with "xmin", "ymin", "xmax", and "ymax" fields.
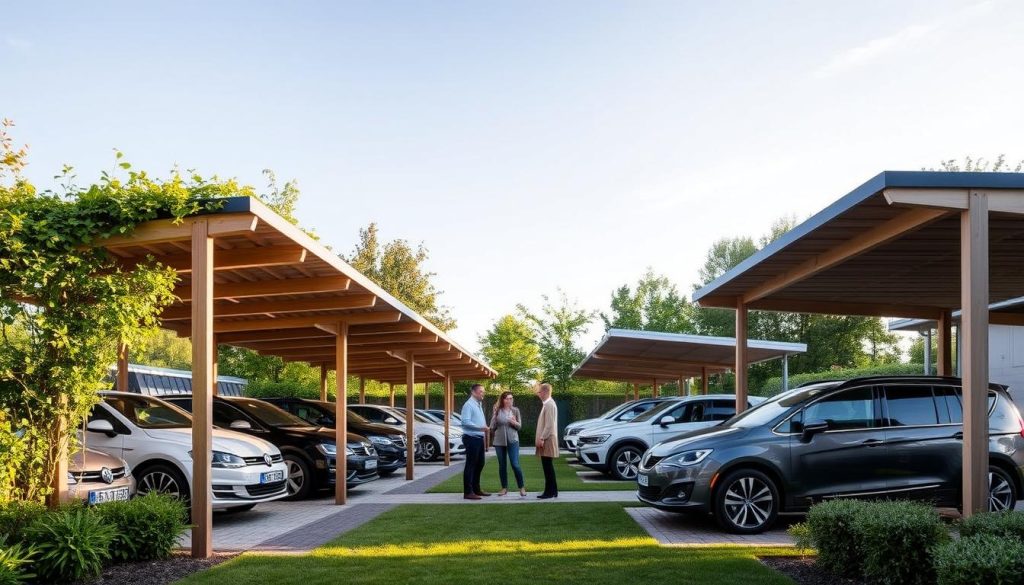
[
  {"xmin": 889, "ymin": 296, "xmax": 1024, "ymax": 332},
  {"xmin": 571, "ymin": 329, "xmax": 806, "ymax": 384}
]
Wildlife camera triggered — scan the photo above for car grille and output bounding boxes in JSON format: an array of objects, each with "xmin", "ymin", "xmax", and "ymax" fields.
[
  {"xmin": 641, "ymin": 453, "xmax": 664, "ymax": 469},
  {"xmin": 71, "ymin": 467, "xmax": 127, "ymax": 483},
  {"xmin": 243, "ymin": 454, "xmax": 284, "ymax": 466},
  {"xmin": 638, "ymin": 484, "xmax": 663, "ymax": 500},
  {"xmin": 393, "ymin": 436, "xmax": 406, "ymax": 448},
  {"xmin": 245, "ymin": 480, "xmax": 287, "ymax": 497},
  {"xmin": 349, "ymin": 443, "xmax": 375, "ymax": 457}
]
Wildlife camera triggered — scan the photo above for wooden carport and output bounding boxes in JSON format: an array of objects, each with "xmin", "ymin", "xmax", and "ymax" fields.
[
  {"xmin": 571, "ymin": 329, "xmax": 806, "ymax": 397},
  {"xmin": 84, "ymin": 196, "xmax": 495, "ymax": 557},
  {"xmin": 692, "ymin": 170, "xmax": 1024, "ymax": 517}
]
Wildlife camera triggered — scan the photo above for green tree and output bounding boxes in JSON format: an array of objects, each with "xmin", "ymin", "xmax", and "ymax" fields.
[
  {"xmin": 344, "ymin": 223, "xmax": 456, "ymax": 331},
  {"xmin": 132, "ymin": 330, "xmax": 192, "ymax": 370},
  {"xmin": 479, "ymin": 314, "xmax": 541, "ymax": 391},
  {"xmin": 601, "ymin": 269, "xmax": 693, "ymax": 333},
  {"xmin": 517, "ymin": 292, "xmax": 593, "ymax": 395}
]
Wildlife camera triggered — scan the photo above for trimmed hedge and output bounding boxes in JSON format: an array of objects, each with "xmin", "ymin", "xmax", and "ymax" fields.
[
  {"xmin": 957, "ymin": 511, "xmax": 1024, "ymax": 541},
  {"xmin": 95, "ymin": 492, "xmax": 189, "ymax": 562},
  {"xmin": 853, "ymin": 500, "xmax": 948, "ymax": 585},
  {"xmin": 759, "ymin": 363, "xmax": 927, "ymax": 395},
  {"xmin": 933, "ymin": 534, "xmax": 1024, "ymax": 585},
  {"xmin": 805, "ymin": 499, "xmax": 869, "ymax": 576}
]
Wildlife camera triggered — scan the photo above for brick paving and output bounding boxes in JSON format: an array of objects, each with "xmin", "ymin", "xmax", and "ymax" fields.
[{"xmin": 627, "ymin": 507, "xmax": 797, "ymax": 547}]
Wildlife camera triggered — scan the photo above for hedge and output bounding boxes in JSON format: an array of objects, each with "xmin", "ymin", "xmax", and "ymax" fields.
[{"xmin": 758, "ymin": 363, "xmax": 928, "ymax": 395}]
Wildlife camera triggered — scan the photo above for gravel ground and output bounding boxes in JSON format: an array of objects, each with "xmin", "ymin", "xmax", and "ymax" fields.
[
  {"xmin": 760, "ymin": 556, "xmax": 864, "ymax": 585},
  {"xmin": 82, "ymin": 551, "xmax": 239, "ymax": 585}
]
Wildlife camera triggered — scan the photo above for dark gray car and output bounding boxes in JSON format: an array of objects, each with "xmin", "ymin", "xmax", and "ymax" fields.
[{"xmin": 636, "ymin": 376, "xmax": 1024, "ymax": 534}]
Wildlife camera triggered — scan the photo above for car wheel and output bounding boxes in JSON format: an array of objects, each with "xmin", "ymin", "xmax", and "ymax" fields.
[
  {"xmin": 136, "ymin": 463, "xmax": 189, "ymax": 504},
  {"xmin": 714, "ymin": 469, "xmax": 779, "ymax": 534},
  {"xmin": 610, "ymin": 445, "xmax": 644, "ymax": 481},
  {"xmin": 420, "ymin": 437, "xmax": 440, "ymax": 461},
  {"xmin": 283, "ymin": 454, "xmax": 312, "ymax": 500},
  {"xmin": 989, "ymin": 465, "xmax": 1017, "ymax": 512}
]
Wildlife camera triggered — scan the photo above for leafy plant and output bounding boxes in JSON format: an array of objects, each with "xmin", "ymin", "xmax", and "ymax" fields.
[
  {"xmin": 95, "ymin": 492, "xmax": 189, "ymax": 562},
  {"xmin": 24, "ymin": 506, "xmax": 115, "ymax": 582},
  {"xmin": 0, "ymin": 500, "xmax": 46, "ymax": 543},
  {"xmin": 932, "ymin": 533, "xmax": 1024, "ymax": 585},
  {"xmin": 0, "ymin": 536, "xmax": 35, "ymax": 585},
  {"xmin": 851, "ymin": 500, "xmax": 949, "ymax": 585},
  {"xmin": 805, "ymin": 498, "xmax": 869, "ymax": 577},
  {"xmin": 787, "ymin": 521, "xmax": 813, "ymax": 556},
  {"xmin": 957, "ymin": 510, "xmax": 1024, "ymax": 541}
]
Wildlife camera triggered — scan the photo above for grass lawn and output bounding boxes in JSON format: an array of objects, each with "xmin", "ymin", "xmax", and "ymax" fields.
[
  {"xmin": 176, "ymin": 503, "xmax": 797, "ymax": 585},
  {"xmin": 427, "ymin": 454, "xmax": 636, "ymax": 493}
]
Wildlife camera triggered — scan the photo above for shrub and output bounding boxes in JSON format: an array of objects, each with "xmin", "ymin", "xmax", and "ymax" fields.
[
  {"xmin": 787, "ymin": 521, "xmax": 812, "ymax": 556},
  {"xmin": 852, "ymin": 500, "xmax": 949, "ymax": 585},
  {"xmin": 805, "ymin": 498, "xmax": 869, "ymax": 576},
  {"xmin": 933, "ymin": 534, "xmax": 1024, "ymax": 585},
  {"xmin": 957, "ymin": 511, "xmax": 1024, "ymax": 541},
  {"xmin": 24, "ymin": 506, "xmax": 115, "ymax": 582},
  {"xmin": 95, "ymin": 492, "xmax": 189, "ymax": 562},
  {"xmin": 0, "ymin": 537, "xmax": 35, "ymax": 585},
  {"xmin": 759, "ymin": 363, "xmax": 928, "ymax": 396},
  {"xmin": 0, "ymin": 500, "xmax": 46, "ymax": 544}
]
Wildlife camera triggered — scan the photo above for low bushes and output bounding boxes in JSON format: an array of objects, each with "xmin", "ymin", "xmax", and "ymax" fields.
[
  {"xmin": 956, "ymin": 510, "xmax": 1024, "ymax": 540},
  {"xmin": 96, "ymin": 492, "xmax": 190, "ymax": 562},
  {"xmin": 805, "ymin": 498, "xmax": 867, "ymax": 576},
  {"xmin": 932, "ymin": 534, "xmax": 1024, "ymax": 585},
  {"xmin": 24, "ymin": 505, "xmax": 116, "ymax": 583}
]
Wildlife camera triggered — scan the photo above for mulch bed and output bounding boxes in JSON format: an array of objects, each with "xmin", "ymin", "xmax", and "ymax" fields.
[
  {"xmin": 760, "ymin": 556, "xmax": 865, "ymax": 585},
  {"xmin": 82, "ymin": 551, "xmax": 239, "ymax": 585}
]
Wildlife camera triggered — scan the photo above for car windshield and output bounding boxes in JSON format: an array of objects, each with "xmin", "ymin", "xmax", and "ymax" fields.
[
  {"xmin": 229, "ymin": 398, "xmax": 311, "ymax": 428},
  {"xmin": 631, "ymin": 400, "xmax": 682, "ymax": 423},
  {"xmin": 312, "ymin": 402, "xmax": 370, "ymax": 424},
  {"xmin": 103, "ymin": 395, "xmax": 191, "ymax": 429},
  {"xmin": 390, "ymin": 407, "xmax": 434, "ymax": 424},
  {"xmin": 725, "ymin": 383, "xmax": 842, "ymax": 429}
]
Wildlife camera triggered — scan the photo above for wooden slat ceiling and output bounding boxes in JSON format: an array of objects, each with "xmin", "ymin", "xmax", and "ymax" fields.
[
  {"xmin": 572, "ymin": 329, "xmax": 806, "ymax": 385},
  {"xmin": 694, "ymin": 172, "xmax": 1024, "ymax": 318},
  {"xmin": 96, "ymin": 197, "xmax": 496, "ymax": 383}
]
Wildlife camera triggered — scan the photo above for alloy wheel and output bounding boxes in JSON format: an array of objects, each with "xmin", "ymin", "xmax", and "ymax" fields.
[
  {"xmin": 138, "ymin": 471, "xmax": 181, "ymax": 499},
  {"xmin": 614, "ymin": 449, "xmax": 642, "ymax": 480},
  {"xmin": 421, "ymin": 438, "xmax": 438, "ymax": 461},
  {"xmin": 723, "ymin": 476, "xmax": 774, "ymax": 530},
  {"xmin": 989, "ymin": 470, "xmax": 1014, "ymax": 512},
  {"xmin": 286, "ymin": 459, "xmax": 306, "ymax": 495}
]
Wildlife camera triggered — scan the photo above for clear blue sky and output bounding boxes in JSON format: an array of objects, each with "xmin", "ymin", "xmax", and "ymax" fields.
[{"xmin": 5, "ymin": 1, "xmax": 1023, "ymax": 352}]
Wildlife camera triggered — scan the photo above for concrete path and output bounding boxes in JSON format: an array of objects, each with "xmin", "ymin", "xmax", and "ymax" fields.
[{"xmin": 627, "ymin": 507, "xmax": 797, "ymax": 547}]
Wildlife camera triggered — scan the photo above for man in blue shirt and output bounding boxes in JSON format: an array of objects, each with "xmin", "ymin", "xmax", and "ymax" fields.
[{"xmin": 460, "ymin": 383, "xmax": 490, "ymax": 499}]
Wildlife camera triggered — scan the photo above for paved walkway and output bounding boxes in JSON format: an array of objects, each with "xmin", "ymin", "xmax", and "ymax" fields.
[{"xmin": 627, "ymin": 508, "xmax": 796, "ymax": 547}]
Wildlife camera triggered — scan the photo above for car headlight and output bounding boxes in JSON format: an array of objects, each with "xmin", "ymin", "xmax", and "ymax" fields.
[
  {"xmin": 368, "ymin": 435, "xmax": 393, "ymax": 446},
  {"xmin": 317, "ymin": 443, "xmax": 337, "ymax": 456},
  {"xmin": 658, "ymin": 449, "xmax": 713, "ymax": 469},
  {"xmin": 345, "ymin": 446, "xmax": 354, "ymax": 456},
  {"xmin": 211, "ymin": 451, "xmax": 246, "ymax": 469},
  {"xmin": 67, "ymin": 472, "xmax": 78, "ymax": 485},
  {"xmin": 580, "ymin": 434, "xmax": 610, "ymax": 444}
]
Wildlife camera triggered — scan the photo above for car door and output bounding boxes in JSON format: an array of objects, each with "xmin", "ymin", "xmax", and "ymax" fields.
[
  {"xmin": 881, "ymin": 384, "xmax": 959, "ymax": 501},
  {"xmin": 650, "ymin": 400, "xmax": 717, "ymax": 444},
  {"xmin": 84, "ymin": 403, "xmax": 128, "ymax": 460},
  {"xmin": 789, "ymin": 386, "xmax": 890, "ymax": 501}
]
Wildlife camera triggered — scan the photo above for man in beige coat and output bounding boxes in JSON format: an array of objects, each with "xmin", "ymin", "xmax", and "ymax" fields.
[{"xmin": 534, "ymin": 382, "xmax": 559, "ymax": 499}]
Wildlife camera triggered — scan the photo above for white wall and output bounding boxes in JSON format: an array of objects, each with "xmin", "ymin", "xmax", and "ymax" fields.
[{"xmin": 988, "ymin": 324, "xmax": 1024, "ymax": 405}]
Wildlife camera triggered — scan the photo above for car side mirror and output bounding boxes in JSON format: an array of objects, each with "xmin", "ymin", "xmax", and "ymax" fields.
[
  {"xmin": 229, "ymin": 420, "xmax": 252, "ymax": 430},
  {"xmin": 659, "ymin": 416, "xmax": 676, "ymax": 427},
  {"xmin": 86, "ymin": 419, "xmax": 116, "ymax": 436},
  {"xmin": 801, "ymin": 420, "xmax": 829, "ymax": 443},
  {"xmin": 384, "ymin": 416, "xmax": 400, "ymax": 425}
]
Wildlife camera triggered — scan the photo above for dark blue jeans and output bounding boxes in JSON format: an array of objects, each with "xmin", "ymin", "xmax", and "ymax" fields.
[
  {"xmin": 462, "ymin": 435, "xmax": 486, "ymax": 495},
  {"xmin": 494, "ymin": 443, "xmax": 524, "ymax": 489}
]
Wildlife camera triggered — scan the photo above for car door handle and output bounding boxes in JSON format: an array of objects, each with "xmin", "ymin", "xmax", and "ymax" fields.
[
  {"xmin": 953, "ymin": 432, "xmax": 963, "ymax": 440},
  {"xmin": 861, "ymin": 439, "xmax": 884, "ymax": 447}
]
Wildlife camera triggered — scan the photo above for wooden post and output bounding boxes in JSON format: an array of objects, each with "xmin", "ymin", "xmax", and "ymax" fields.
[
  {"xmin": 47, "ymin": 395, "xmax": 69, "ymax": 508},
  {"xmin": 938, "ymin": 309, "xmax": 953, "ymax": 376},
  {"xmin": 735, "ymin": 299, "xmax": 749, "ymax": 414},
  {"xmin": 405, "ymin": 356, "xmax": 416, "ymax": 480},
  {"xmin": 423, "ymin": 382, "xmax": 429, "ymax": 410},
  {"xmin": 116, "ymin": 342, "xmax": 129, "ymax": 392},
  {"xmin": 652, "ymin": 380, "xmax": 660, "ymax": 398},
  {"xmin": 190, "ymin": 220, "xmax": 214, "ymax": 559},
  {"xmin": 701, "ymin": 366, "xmax": 709, "ymax": 395},
  {"xmin": 211, "ymin": 339, "xmax": 218, "ymax": 396},
  {"xmin": 632, "ymin": 383, "xmax": 639, "ymax": 401},
  {"xmin": 319, "ymin": 365, "xmax": 328, "ymax": 402},
  {"xmin": 358, "ymin": 376, "xmax": 365, "ymax": 405},
  {"xmin": 679, "ymin": 376, "xmax": 686, "ymax": 397},
  {"xmin": 443, "ymin": 376, "xmax": 452, "ymax": 466},
  {"xmin": 961, "ymin": 191, "xmax": 989, "ymax": 518},
  {"xmin": 388, "ymin": 383, "xmax": 395, "ymax": 408},
  {"xmin": 335, "ymin": 322, "xmax": 349, "ymax": 505}
]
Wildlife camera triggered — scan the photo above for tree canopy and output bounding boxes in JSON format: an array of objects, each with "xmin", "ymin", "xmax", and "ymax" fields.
[{"xmin": 479, "ymin": 314, "xmax": 541, "ymax": 391}]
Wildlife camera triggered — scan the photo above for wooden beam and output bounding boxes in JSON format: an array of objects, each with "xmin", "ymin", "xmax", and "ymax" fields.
[
  {"xmin": 405, "ymin": 355, "xmax": 416, "ymax": 480},
  {"xmin": 312, "ymin": 312, "xmax": 403, "ymax": 334},
  {"xmin": 633, "ymin": 383, "xmax": 639, "ymax": 401},
  {"xmin": 335, "ymin": 322, "xmax": 349, "ymax": 505},
  {"xmin": 747, "ymin": 298, "xmax": 944, "ymax": 320},
  {"xmin": 388, "ymin": 382, "xmax": 395, "ymax": 408},
  {"xmin": 961, "ymin": 191, "xmax": 989, "ymax": 518},
  {"xmin": 348, "ymin": 332, "xmax": 439, "ymax": 346},
  {"xmin": 97, "ymin": 214, "xmax": 258, "ymax": 248},
  {"xmin": 349, "ymin": 322, "xmax": 423, "ymax": 335},
  {"xmin": 239, "ymin": 338, "xmax": 339, "ymax": 351},
  {"xmin": 937, "ymin": 309, "xmax": 953, "ymax": 376},
  {"xmin": 884, "ymin": 187, "xmax": 1024, "ymax": 214},
  {"xmin": 139, "ymin": 246, "xmax": 306, "ymax": 273},
  {"xmin": 116, "ymin": 342, "xmax": 129, "ymax": 392},
  {"xmin": 215, "ymin": 328, "xmax": 329, "ymax": 344},
  {"xmin": 319, "ymin": 364, "xmax": 328, "ymax": 402},
  {"xmin": 358, "ymin": 376, "xmax": 365, "ymax": 405},
  {"xmin": 190, "ymin": 220, "xmax": 214, "ymax": 559},
  {"xmin": 990, "ymin": 312, "xmax": 1024, "ymax": 326},
  {"xmin": 173, "ymin": 276, "xmax": 351, "ymax": 301},
  {"xmin": 215, "ymin": 311, "xmax": 401, "ymax": 333},
  {"xmin": 735, "ymin": 299, "xmax": 748, "ymax": 415},
  {"xmin": 161, "ymin": 294, "xmax": 377, "ymax": 320},
  {"xmin": 701, "ymin": 366, "xmax": 709, "ymax": 395},
  {"xmin": 743, "ymin": 207, "xmax": 949, "ymax": 304},
  {"xmin": 591, "ymin": 353, "xmax": 745, "ymax": 370}
]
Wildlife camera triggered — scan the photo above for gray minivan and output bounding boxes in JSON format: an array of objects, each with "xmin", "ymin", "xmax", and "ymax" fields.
[{"xmin": 636, "ymin": 376, "xmax": 1024, "ymax": 534}]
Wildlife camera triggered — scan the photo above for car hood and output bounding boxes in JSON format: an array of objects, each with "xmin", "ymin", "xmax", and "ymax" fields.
[
  {"xmin": 566, "ymin": 418, "xmax": 598, "ymax": 430},
  {"xmin": 142, "ymin": 427, "xmax": 281, "ymax": 457},
  {"xmin": 354, "ymin": 421, "xmax": 407, "ymax": 438},
  {"xmin": 71, "ymin": 448, "xmax": 125, "ymax": 471},
  {"xmin": 278, "ymin": 426, "xmax": 368, "ymax": 446},
  {"xmin": 578, "ymin": 419, "xmax": 641, "ymax": 436},
  {"xmin": 650, "ymin": 426, "xmax": 748, "ymax": 456}
]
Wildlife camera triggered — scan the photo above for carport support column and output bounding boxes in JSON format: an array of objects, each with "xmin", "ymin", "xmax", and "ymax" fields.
[
  {"xmin": 938, "ymin": 310, "xmax": 953, "ymax": 376},
  {"xmin": 735, "ymin": 299, "xmax": 749, "ymax": 414},
  {"xmin": 388, "ymin": 383, "xmax": 395, "ymax": 407},
  {"xmin": 961, "ymin": 191, "xmax": 989, "ymax": 518},
  {"xmin": 405, "ymin": 356, "xmax": 416, "ymax": 480},
  {"xmin": 782, "ymin": 354, "xmax": 789, "ymax": 391},
  {"xmin": 652, "ymin": 380, "xmax": 659, "ymax": 398},
  {"xmin": 335, "ymin": 322, "xmax": 349, "ymax": 505},
  {"xmin": 424, "ymin": 382, "xmax": 429, "ymax": 410},
  {"xmin": 319, "ymin": 365, "xmax": 328, "ymax": 402},
  {"xmin": 701, "ymin": 366, "xmax": 709, "ymax": 395},
  {"xmin": 190, "ymin": 220, "xmax": 214, "ymax": 559},
  {"xmin": 444, "ymin": 375, "xmax": 452, "ymax": 466},
  {"xmin": 924, "ymin": 330, "xmax": 933, "ymax": 375},
  {"xmin": 632, "ymin": 383, "xmax": 639, "ymax": 401},
  {"xmin": 358, "ymin": 376, "xmax": 365, "ymax": 405},
  {"xmin": 116, "ymin": 341, "xmax": 129, "ymax": 392}
]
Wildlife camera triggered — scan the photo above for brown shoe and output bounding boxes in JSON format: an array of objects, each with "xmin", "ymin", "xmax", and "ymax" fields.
[
  {"xmin": 475, "ymin": 491, "xmax": 492, "ymax": 497},
  {"xmin": 464, "ymin": 494, "xmax": 482, "ymax": 500}
]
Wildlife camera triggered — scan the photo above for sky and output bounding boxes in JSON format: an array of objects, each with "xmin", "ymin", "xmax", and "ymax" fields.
[{"xmin": 4, "ymin": 0, "xmax": 1024, "ymax": 353}]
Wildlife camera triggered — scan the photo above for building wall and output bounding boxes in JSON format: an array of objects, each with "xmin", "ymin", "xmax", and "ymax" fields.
[{"xmin": 989, "ymin": 324, "xmax": 1024, "ymax": 405}]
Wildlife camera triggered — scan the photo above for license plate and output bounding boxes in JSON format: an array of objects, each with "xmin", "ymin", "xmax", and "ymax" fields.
[
  {"xmin": 88, "ymin": 487, "xmax": 130, "ymax": 505},
  {"xmin": 364, "ymin": 459, "xmax": 377, "ymax": 470},
  {"xmin": 637, "ymin": 474, "xmax": 649, "ymax": 487},
  {"xmin": 260, "ymin": 470, "xmax": 284, "ymax": 484}
]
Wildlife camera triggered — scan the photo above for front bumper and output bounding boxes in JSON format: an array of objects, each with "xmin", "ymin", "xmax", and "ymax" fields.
[
  {"xmin": 68, "ymin": 475, "xmax": 136, "ymax": 505},
  {"xmin": 210, "ymin": 461, "xmax": 290, "ymax": 508},
  {"xmin": 373, "ymin": 444, "xmax": 406, "ymax": 473},
  {"xmin": 635, "ymin": 462, "xmax": 715, "ymax": 513},
  {"xmin": 576, "ymin": 443, "xmax": 611, "ymax": 470},
  {"xmin": 327, "ymin": 454, "xmax": 379, "ymax": 487}
]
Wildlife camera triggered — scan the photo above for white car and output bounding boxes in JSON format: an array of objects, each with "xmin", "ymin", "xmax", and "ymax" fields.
[
  {"xmin": 575, "ymin": 394, "xmax": 765, "ymax": 481},
  {"xmin": 83, "ymin": 392, "xmax": 289, "ymax": 511},
  {"xmin": 349, "ymin": 404, "xmax": 464, "ymax": 461},
  {"xmin": 563, "ymin": 398, "xmax": 675, "ymax": 450}
]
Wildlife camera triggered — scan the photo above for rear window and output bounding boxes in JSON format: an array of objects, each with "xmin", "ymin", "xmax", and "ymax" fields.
[{"xmin": 884, "ymin": 386, "xmax": 939, "ymax": 427}]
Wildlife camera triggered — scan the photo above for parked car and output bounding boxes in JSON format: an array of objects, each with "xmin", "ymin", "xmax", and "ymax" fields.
[
  {"xmin": 162, "ymin": 395, "xmax": 379, "ymax": 499},
  {"xmin": 84, "ymin": 392, "xmax": 288, "ymax": 511},
  {"xmin": 564, "ymin": 398, "xmax": 675, "ymax": 450},
  {"xmin": 349, "ymin": 404, "xmax": 464, "ymax": 461},
  {"xmin": 576, "ymin": 394, "xmax": 764, "ymax": 481},
  {"xmin": 262, "ymin": 397, "xmax": 419, "ymax": 476},
  {"xmin": 636, "ymin": 376, "xmax": 1024, "ymax": 534},
  {"xmin": 68, "ymin": 448, "xmax": 136, "ymax": 505},
  {"xmin": 423, "ymin": 409, "xmax": 460, "ymax": 426}
]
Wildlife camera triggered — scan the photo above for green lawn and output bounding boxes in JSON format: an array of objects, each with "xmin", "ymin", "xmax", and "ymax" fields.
[
  {"xmin": 176, "ymin": 504, "xmax": 797, "ymax": 585},
  {"xmin": 427, "ymin": 455, "xmax": 636, "ymax": 493}
]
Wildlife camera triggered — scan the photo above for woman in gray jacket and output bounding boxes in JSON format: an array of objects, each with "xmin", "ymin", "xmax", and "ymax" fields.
[{"xmin": 490, "ymin": 391, "xmax": 526, "ymax": 496}]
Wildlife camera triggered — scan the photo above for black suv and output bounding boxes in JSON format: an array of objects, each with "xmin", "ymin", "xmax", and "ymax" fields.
[
  {"xmin": 163, "ymin": 395, "xmax": 379, "ymax": 499},
  {"xmin": 636, "ymin": 376, "xmax": 1024, "ymax": 534},
  {"xmin": 262, "ymin": 398, "xmax": 416, "ymax": 477}
]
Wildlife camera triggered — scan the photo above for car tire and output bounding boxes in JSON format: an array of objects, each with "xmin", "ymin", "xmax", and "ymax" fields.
[
  {"xmin": 714, "ymin": 468, "xmax": 780, "ymax": 534},
  {"xmin": 420, "ymin": 437, "xmax": 440, "ymax": 461},
  {"xmin": 135, "ymin": 463, "xmax": 190, "ymax": 505},
  {"xmin": 989, "ymin": 465, "xmax": 1017, "ymax": 512},
  {"xmin": 609, "ymin": 444, "xmax": 644, "ymax": 481},
  {"xmin": 221, "ymin": 504, "xmax": 256, "ymax": 514},
  {"xmin": 283, "ymin": 454, "xmax": 313, "ymax": 500}
]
